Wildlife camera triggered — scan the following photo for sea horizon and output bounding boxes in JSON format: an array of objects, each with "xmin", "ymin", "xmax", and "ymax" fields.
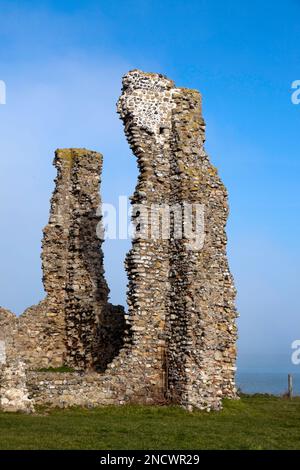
[{"xmin": 237, "ymin": 370, "xmax": 300, "ymax": 396}]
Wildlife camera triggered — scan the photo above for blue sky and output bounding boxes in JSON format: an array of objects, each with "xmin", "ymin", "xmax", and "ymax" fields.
[{"xmin": 0, "ymin": 0, "xmax": 299, "ymax": 372}]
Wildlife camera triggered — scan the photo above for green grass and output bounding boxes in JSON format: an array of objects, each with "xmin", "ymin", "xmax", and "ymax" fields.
[{"xmin": 0, "ymin": 395, "xmax": 300, "ymax": 450}]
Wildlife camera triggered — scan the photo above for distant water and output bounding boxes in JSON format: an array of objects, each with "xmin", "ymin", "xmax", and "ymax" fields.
[{"xmin": 237, "ymin": 371, "xmax": 300, "ymax": 396}]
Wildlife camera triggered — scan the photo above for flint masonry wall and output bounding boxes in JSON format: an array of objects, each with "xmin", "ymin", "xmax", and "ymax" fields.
[
  {"xmin": 0, "ymin": 70, "xmax": 237, "ymax": 412},
  {"xmin": 42, "ymin": 148, "xmax": 110, "ymax": 370},
  {"xmin": 0, "ymin": 149, "xmax": 123, "ymax": 371},
  {"xmin": 167, "ymin": 86, "xmax": 237, "ymax": 406},
  {"xmin": 114, "ymin": 70, "xmax": 238, "ymax": 409}
]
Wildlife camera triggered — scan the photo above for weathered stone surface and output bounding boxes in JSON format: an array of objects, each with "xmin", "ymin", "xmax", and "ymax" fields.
[
  {"xmin": 0, "ymin": 70, "xmax": 237, "ymax": 412},
  {"xmin": 0, "ymin": 341, "xmax": 6, "ymax": 365},
  {"xmin": 0, "ymin": 360, "xmax": 34, "ymax": 413},
  {"xmin": 114, "ymin": 70, "xmax": 238, "ymax": 410},
  {"xmin": 0, "ymin": 149, "xmax": 124, "ymax": 371},
  {"xmin": 42, "ymin": 148, "xmax": 110, "ymax": 370},
  {"xmin": 27, "ymin": 371, "xmax": 116, "ymax": 408}
]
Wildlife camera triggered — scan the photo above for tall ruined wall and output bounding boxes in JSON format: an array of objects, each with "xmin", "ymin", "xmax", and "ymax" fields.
[
  {"xmin": 115, "ymin": 70, "xmax": 237, "ymax": 410},
  {"xmin": 166, "ymin": 88, "xmax": 237, "ymax": 408},
  {"xmin": 42, "ymin": 148, "xmax": 110, "ymax": 370},
  {"xmin": 114, "ymin": 72, "xmax": 176, "ymax": 393},
  {"xmin": 0, "ymin": 70, "xmax": 237, "ymax": 413},
  {"xmin": 0, "ymin": 149, "xmax": 119, "ymax": 371}
]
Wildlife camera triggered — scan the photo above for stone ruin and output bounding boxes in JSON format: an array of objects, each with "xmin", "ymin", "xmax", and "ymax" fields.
[
  {"xmin": 0, "ymin": 149, "xmax": 124, "ymax": 372},
  {"xmin": 0, "ymin": 70, "xmax": 237, "ymax": 412}
]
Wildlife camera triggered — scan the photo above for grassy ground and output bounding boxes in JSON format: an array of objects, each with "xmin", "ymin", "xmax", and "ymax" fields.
[{"xmin": 0, "ymin": 395, "xmax": 300, "ymax": 450}]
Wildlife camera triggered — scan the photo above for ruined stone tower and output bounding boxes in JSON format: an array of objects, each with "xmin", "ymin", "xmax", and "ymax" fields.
[
  {"xmin": 42, "ymin": 148, "xmax": 110, "ymax": 370},
  {"xmin": 0, "ymin": 70, "xmax": 237, "ymax": 413},
  {"xmin": 0, "ymin": 148, "xmax": 114, "ymax": 371},
  {"xmin": 117, "ymin": 70, "xmax": 237, "ymax": 409}
]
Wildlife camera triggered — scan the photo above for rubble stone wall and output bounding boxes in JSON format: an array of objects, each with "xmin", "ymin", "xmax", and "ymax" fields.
[
  {"xmin": 166, "ymin": 87, "xmax": 237, "ymax": 408},
  {"xmin": 0, "ymin": 361, "xmax": 34, "ymax": 413},
  {"xmin": 0, "ymin": 70, "xmax": 237, "ymax": 412},
  {"xmin": 43, "ymin": 148, "xmax": 109, "ymax": 370},
  {"xmin": 113, "ymin": 70, "xmax": 238, "ymax": 410},
  {"xmin": 0, "ymin": 149, "xmax": 123, "ymax": 371}
]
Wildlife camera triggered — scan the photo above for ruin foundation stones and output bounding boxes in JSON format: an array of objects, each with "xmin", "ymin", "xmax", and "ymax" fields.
[{"xmin": 0, "ymin": 70, "xmax": 238, "ymax": 412}]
